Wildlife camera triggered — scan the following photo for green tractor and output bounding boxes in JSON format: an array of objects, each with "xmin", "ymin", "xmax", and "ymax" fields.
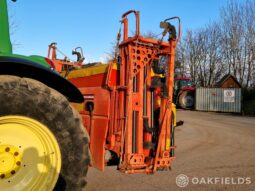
[{"xmin": 0, "ymin": 1, "xmax": 90, "ymax": 190}]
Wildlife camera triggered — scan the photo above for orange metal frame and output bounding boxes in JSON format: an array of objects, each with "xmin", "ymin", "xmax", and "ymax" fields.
[
  {"xmin": 109, "ymin": 10, "xmax": 179, "ymax": 173},
  {"xmin": 49, "ymin": 10, "xmax": 180, "ymax": 174},
  {"xmin": 47, "ymin": 43, "xmax": 84, "ymax": 73}
]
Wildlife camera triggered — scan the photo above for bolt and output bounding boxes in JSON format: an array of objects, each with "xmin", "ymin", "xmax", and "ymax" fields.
[
  {"xmin": 0, "ymin": 174, "xmax": 5, "ymax": 179},
  {"xmin": 16, "ymin": 161, "xmax": 21, "ymax": 166},
  {"xmin": 11, "ymin": 170, "xmax": 15, "ymax": 175},
  {"xmin": 14, "ymin": 152, "xmax": 19, "ymax": 156},
  {"xmin": 5, "ymin": 147, "xmax": 10, "ymax": 152}
]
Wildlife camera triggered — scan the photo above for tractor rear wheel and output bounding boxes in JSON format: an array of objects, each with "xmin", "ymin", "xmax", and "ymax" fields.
[
  {"xmin": 178, "ymin": 91, "xmax": 194, "ymax": 109},
  {"xmin": 0, "ymin": 75, "xmax": 90, "ymax": 191}
]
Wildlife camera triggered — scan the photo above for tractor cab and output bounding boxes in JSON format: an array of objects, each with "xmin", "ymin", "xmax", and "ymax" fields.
[{"xmin": 175, "ymin": 77, "xmax": 195, "ymax": 90}]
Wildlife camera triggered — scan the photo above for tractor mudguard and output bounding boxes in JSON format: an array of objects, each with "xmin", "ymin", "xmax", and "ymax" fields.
[
  {"xmin": 180, "ymin": 87, "xmax": 195, "ymax": 92},
  {"xmin": 0, "ymin": 56, "xmax": 84, "ymax": 103}
]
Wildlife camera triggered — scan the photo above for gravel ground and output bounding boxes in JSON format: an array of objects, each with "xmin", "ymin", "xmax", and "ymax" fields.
[{"xmin": 85, "ymin": 110, "xmax": 255, "ymax": 191}]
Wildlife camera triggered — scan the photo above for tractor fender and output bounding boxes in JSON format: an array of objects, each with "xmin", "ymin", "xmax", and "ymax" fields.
[
  {"xmin": 0, "ymin": 56, "xmax": 84, "ymax": 103},
  {"xmin": 180, "ymin": 87, "xmax": 195, "ymax": 92}
]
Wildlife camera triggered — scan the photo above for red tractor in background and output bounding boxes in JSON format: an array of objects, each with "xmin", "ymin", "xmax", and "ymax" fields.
[{"xmin": 174, "ymin": 77, "xmax": 195, "ymax": 109}]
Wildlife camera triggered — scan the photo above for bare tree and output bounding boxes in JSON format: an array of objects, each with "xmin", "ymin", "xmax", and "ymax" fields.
[
  {"xmin": 220, "ymin": 0, "xmax": 244, "ymax": 83},
  {"xmin": 220, "ymin": 0, "xmax": 255, "ymax": 87},
  {"xmin": 176, "ymin": 0, "xmax": 255, "ymax": 88}
]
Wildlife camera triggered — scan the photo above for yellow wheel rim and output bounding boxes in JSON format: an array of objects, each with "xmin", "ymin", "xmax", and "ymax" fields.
[{"xmin": 0, "ymin": 116, "xmax": 61, "ymax": 191}]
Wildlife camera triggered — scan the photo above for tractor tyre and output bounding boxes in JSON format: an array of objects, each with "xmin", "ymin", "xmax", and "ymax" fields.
[
  {"xmin": 178, "ymin": 91, "xmax": 194, "ymax": 109},
  {"xmin": 0, "ymin": 75, "xmax": 90, "ymax": 191}
]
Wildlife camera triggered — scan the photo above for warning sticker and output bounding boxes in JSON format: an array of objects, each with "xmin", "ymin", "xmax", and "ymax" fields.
[{"xmin": 224, "ymin": 90, "xmax": 235, "ymax": 103}]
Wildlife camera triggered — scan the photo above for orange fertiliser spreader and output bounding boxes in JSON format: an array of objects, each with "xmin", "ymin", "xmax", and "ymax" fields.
[{"xmin": 49, "ymin": 10, "xmax": 180, "ymax": 174}]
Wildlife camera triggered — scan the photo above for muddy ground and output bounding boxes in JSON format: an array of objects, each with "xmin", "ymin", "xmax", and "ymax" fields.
[{"xmin": 86, "ymin": 110, "xmax": 255, "ymax": 191}]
